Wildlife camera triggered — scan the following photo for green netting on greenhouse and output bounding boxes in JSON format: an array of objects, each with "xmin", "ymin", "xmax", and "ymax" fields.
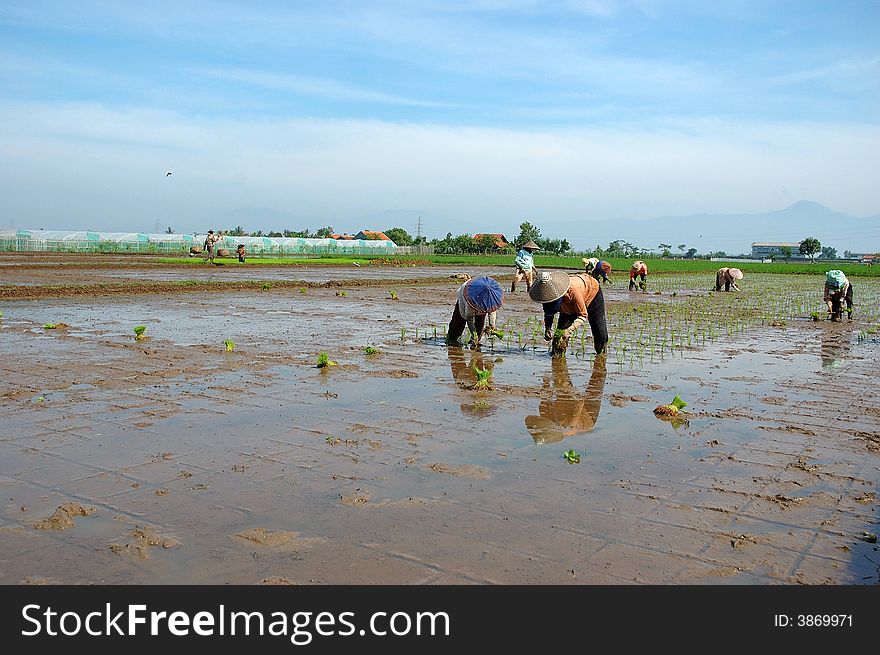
[{"xmin": 0, "ymin": 230, "xmax": 398, "ymax": 256}]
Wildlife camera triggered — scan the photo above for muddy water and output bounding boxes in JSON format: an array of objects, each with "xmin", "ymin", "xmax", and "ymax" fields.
[
  {"xmin": 0, "ymin": 263, "xmax": 509, "ymax": 286},
  {"xmin": 0, "ymin": 283, "xmax": 878, "ymax": 584}
]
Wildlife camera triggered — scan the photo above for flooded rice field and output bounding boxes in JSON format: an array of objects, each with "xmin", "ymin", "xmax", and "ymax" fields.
[{"xmin": 0, "ymin": 263, "xmax": 878, "ymax": 584}]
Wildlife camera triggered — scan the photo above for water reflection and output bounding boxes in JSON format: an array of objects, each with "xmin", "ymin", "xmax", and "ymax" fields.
[
  {"xmin": 524, "ymin": 356, "xmax": 607, "ymax": 444},
  {"xmin": 820, "ymin": 327, "xmax": 853, "ymax": 369},
  {"xmin": 447, "ymin": 347, "xmax": 498, "ymax": 417}
]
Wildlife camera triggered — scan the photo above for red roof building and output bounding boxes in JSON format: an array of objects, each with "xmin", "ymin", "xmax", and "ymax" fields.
[
  {"xmin": 354, "ymin": 230, "xmax": 392, "ymax": 241},
  {"xmin": 473, "ymin": 233, "xmax": 510, "ymax": 249}
]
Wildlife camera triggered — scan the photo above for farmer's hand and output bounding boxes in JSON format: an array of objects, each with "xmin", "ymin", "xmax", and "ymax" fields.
[{"xmin": 544, "ymin": 329, "xmax": 553, "ymax": 341}]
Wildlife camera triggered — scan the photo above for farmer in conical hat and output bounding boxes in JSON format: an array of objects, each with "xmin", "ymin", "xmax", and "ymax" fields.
[
  {"xmin": 824, "ymin": 270, "xmax": 854, "ymax": 321},
  {"xmin": 529, "ymin": 270, "xmax": 608, "ymax": 355},
  {"xmin": 714, "ymin": 267, "xmax": 743, "ymax": 292},
  {"xmin": 629, "ymin": 260, "xmax": 648, "ymax": 291},
  {"xmin": 511, "ymin": 239, "xmax": 540, "ymax": 292},
  {"xmin": 446, "ymin": 275, "xmax": 504, "ymax": 349},
  {"xmin": 583, "ymin": 257, "xmax": 612, "ymax": 284},
  {"xmin": 525, "ymin": 355, "xmax": 606, "ymax": 444}
]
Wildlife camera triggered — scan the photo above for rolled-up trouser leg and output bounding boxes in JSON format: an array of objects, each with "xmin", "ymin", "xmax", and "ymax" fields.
[
  {"xmin": 471, "ymin": 313, "xmax": 486, "ymax": 345},
  {"xmin": 587, "ymin": 288, "xmax": 608, "ymax": 353},
  {"xmin": 715, "ymin": 271, "xmax": 722, "ymax": 291},
  {"xmin": 845, "ymin": 284, "xmax": 854, "ymax": 316},
  {"xmin": 447, "ymin": 304, "xmax": 466, "ymax": 344},
  {"xmin": 485, "ymin": 311, "xmax": 497, "ymax": 332}
]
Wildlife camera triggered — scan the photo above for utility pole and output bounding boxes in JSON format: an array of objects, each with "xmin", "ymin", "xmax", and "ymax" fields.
[{"xmin": 415, "ymin": 216, "xmax": 423, "ymax": 253}]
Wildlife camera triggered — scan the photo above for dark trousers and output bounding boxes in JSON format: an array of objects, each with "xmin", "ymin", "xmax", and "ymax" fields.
[
  {"xmin": 829, "ymin": 284, "xmax": 854, "ymax": 319},
  {"xmin": 556, "ymin": 288, "xmax": 608, "ymax": 353},
  {"xmin": 629, "ymin": 274, "xmax": 646, "ymax": 290},
  {"xmin": 447, "ymin": 304, "xmax": 485, "ymax": 344},
  {"xmin": 714, "ymin": 271, "xmax": 731, "ymax": 291}
]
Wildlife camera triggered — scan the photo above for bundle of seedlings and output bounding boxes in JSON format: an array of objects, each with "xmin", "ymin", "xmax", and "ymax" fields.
[{"xmin": 653, "ymin": 395, "xmax": 687, "ymax": 416}]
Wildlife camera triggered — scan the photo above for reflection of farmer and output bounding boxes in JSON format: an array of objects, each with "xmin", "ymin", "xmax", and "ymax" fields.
[
  {"xmin": 824, "ymin": 270, "xmax": 854, "ymax": 321},
  {"xmin": 529, "ymin": 271, "xmax": 608, "ymax": 355},
  {"xmin": 629, "ymin": 260, "xmax": 648, "ymax": 291},
  {"xmin": 525, "ymin": 356, "xmax": 606, "ymax": 444},
  {"xmin": 511, "ymin": 240, "xmax": 540, "ymax": 292},
  {"xmin": 714, "ymin": 267, "xmax": 743, "ymax": 292},
  {"xmin": 583, "ymin": 257, "xmax": 611, "ymax": 283},
  {"xmin": 236, "ymin": 244, "xmax": 246, "ymax": 263},
  {"xmin": 446, "ymin": 276, "xmax": 504, "ymax": 349},
  {"xmin": 447, "ymin": 349, "xmax": 498, "ymax": 417},
  {"xmin": 820, "ymin": 326, "xmax": 852, "ymax": 369}
]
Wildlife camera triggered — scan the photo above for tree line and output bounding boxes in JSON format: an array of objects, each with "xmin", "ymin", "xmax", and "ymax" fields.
[{"xmin": 215, "ymin": 223, "xmax": 863, "ymax": 260}]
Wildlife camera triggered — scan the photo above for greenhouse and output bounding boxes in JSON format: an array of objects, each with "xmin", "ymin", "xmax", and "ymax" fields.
[{"xmin": 0, "ymin": 230, "xmax": 398, "ymax": 256}]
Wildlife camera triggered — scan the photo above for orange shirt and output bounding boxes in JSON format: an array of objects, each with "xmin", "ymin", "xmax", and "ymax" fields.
[
  {"xmin": 630, "ymin": 261, "xmax": 648, "ymax": 278},
  {"xmin": 559, "ymin": 274, "xmax": 600, "ymax": 316}
]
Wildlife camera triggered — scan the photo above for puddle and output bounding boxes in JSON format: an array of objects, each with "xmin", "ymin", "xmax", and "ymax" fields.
[{"xmin": 1, "ymin": 276, "xmax": 878, "ymax": 584}]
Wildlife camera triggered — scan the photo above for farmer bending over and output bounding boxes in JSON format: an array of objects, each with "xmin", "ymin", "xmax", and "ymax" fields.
[
  {"xmin": 446, "ymin": 276, "xmax": 504, "ymax": 349},
  {"xmin": 511, "ymin": 240, "xmax": 539, "ymax": 292},
  {"xmin": 714, "ymin": 267, "xmax": 743, "ymax": 292},
  {"xmin": 529, "ymin": 270, "xmax": 608, "ymax": 356},
  {"xmin": 824, "ymin": 270, "xmax": 854, "ymax": 321},
  {"xmin": 583, "ymin": 257, "xmax": 612, "ymax": 284},
  {"xmin": 629, "ymin": 260, "xmax": 648, "ymax": 291}
]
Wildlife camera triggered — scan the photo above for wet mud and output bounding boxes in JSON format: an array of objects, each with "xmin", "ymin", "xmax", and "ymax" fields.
[{"xmin": 0, "ymin": 260, "xmax": 878, "ymax": 584}]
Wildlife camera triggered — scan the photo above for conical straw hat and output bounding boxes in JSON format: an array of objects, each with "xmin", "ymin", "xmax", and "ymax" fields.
[
  {"xmin": 521, "ymin": 240, "xmax": 540, "ymax": 251},
  {"xmin": 528, "ymin": 270, "xmax": 570, "ymax": 303},
  {"xmin": 728, "ymin": 268, "xmax": 744, "ymax": 280},
  {"xmin": 463, "ymin": 276, "xmax": 503, "ymax": 313}
]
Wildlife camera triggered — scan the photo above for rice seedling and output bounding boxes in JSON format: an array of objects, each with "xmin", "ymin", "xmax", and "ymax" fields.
[
  {"xmin": 389, "ymin": 289, "xmax": 398, "ymax": 300},
  {"xmin": 43, "ymin": 323, "xmax": 57, "ymax": 329},
  {"xmin": 654, "ymin": 395, "xmax": 687, "ymax": 416},
  {"xmin": 335, "ymin": 290, "xmax": 347, "ymax": 297},
  {"xmin": 224, "ymin": 339, "xmax": 235, "ymax": 352},
  {"xmin": 316, "ymin": 352, "xmax": 337, "ymax": 368},
  {"xmin": 364, "ymin": 346, "xmax": 380, "ymax": 355},
  {"xmin": 260, "ymin": 282, "xmax": 271, "ymax": 291},
  {"xmin": 471, "ymin": 365, "xmax": 492, "ymax": 390},
  {"xmin": 133, "ymin": 325, "xmax": 147, "ymax": 340},
  {"xmin": 299, "ymin": 287, "xmax": 307, "ymax": 294},
  {"xmin": 563, "ymin": 449, "xmax": 581, "ymax": 464}
]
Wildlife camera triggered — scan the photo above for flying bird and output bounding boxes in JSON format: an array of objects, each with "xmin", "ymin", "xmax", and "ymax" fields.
[{"xmin": 165, "ymin": 171, "xmax": 172, "ymax": 177}]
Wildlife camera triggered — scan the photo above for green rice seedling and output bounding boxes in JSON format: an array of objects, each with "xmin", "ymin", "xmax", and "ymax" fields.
[
  {"xmin": 471, "ymin": 365, "xmax": 492, "ymax": 390},
  {"xmin": 389, "ymin": 289, "xmax": 398, "ymax": 300},
  {"xmin": 433, "ymin": 325, "xmax": 438, "ymax": 339},
  {"xmin": 364, "ymin": 346, "xmax": 380, "ymax": 355},
  {"xmin": 654, "ymin": 395, "xmax": 687, "ymax": 416},
  {"xmin": 0, "ymin": 310, "xmax": 3, "ymax": 318},
  {"xmin": 260, "ymin": 282, "xmax": 271, "ymax": 291},
  {"xmin": 133, "ymin": 325, "xmax": 147, "ymax": 340},
  {"xmin": 224, "ymin": 339, "xmax": 235, "ymax": 352},
  {"xmin": 335, "ymin": 290, "xmax": 347, "ymax": 297},
  {"xmin": 44, "ymin": 323, "xmax": 57, "ymax": 329},
  {"xmin": 316, "ymin": 352, "xmax": 337, "ymax": 368},
  {"xmin": 400, "ymin": 327, "xmax": 406, "ymax": 340},
  {"xmin": 563, "ymin": 449, "xmax": 581, "ymax": 464},
  {"xmin": 299, "ymin": 287, "xmax": 307, "ymax": 294}
]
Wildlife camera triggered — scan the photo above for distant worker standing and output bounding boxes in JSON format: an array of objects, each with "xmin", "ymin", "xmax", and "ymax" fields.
[
  {"xmin": 824, "ymin": 270, "xmax": 854, "ymax": 321},
  {"xmin": 629, "ymin": 260, "xmax": 648, "ymax": 291},
  {"xmin": 583, "ymin": 257, "xmax": 612, "ymax": 284},
  {"xmin": 203, "ymin": 230, "xmax": 221, "ymax": 263},
  {"xmin": 529, "ymin": 271, "xmax": 608, "ymax": 356},
  {"xmin": 236, "ymin": 244, "xmax": 246, "ymax": 263},
  {"xmin": 714, "ymin": 267, "xmax": 743, "ymax": 292},
  {"xmin": 446, "ymin": 276, "xmax": 504, "ymax": 349},
  {"xmin": 511, "ymin": 240, "xmax": 540, "ymax": 292}
]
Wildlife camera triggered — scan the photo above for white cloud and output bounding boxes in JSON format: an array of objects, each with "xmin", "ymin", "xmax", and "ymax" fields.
[{"xmin": 0, "ymin": 102, "xmax": 877, "ymax": 242}]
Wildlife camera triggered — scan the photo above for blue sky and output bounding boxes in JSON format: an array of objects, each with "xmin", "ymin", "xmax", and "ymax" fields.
[{"xmin": 1, "ymin": 1, "xmax": 878, "ymax": 249}]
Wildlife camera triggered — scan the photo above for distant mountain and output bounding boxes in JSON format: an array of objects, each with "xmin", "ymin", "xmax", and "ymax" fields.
[{"xmin": 553, "ymin": 201, "xmax": 880, "ymax": 255}]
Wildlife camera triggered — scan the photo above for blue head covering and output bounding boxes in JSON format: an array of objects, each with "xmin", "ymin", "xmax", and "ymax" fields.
[{"xmin": 463, "ymin": 276, "xmax": 503, "ymax": 313}]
